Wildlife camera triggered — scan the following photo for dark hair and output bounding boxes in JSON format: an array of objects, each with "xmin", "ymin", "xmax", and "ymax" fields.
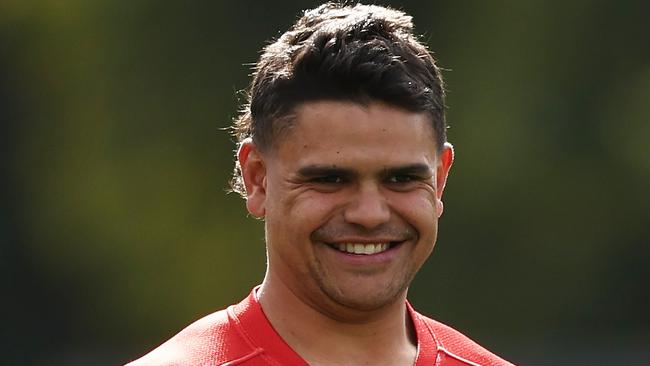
[{"xmin": 231, "ymin": 2, "xmax": 447, "ymax": 195}]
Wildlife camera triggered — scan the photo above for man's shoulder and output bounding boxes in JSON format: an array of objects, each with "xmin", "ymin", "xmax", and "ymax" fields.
[
  {"xmin": 124, "ymin": 307, "xmax": 254, "ymax": 366},
  {"xmin": 417, "ymin": 313, "xmax": 515, "ymax": 366}
]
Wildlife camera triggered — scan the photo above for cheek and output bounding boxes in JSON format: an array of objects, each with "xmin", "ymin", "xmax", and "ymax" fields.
[
  {"xmin": 393, "ymin": 189, "xmax": 437, "ymax": 211},
  {"xmin": 296, "ymin": 189, "xmax": 345, "ymax": 212},
  {"xmin": 280, "ymin": 192, "xmax": 342, "ymax": 234},
  {"xmin": 391, "ymin": 193, "xmax": 439, "ymax": 229}
]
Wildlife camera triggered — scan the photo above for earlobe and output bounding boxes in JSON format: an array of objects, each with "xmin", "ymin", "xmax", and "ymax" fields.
[
  {"xmin": 435, "ymin": 142, "xmax": 454, "ymax": 217},
  {"xmin": 238, "ymin": 138, "xmax": 267, "ymax": 218}
]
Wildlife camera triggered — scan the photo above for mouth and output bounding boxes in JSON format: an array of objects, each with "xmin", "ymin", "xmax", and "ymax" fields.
[{"xmin": 329, "ymin": 242, "xmax": 402, "ymax": 255}]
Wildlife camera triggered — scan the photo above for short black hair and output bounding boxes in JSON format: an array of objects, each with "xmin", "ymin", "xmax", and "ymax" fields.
[{"xmin": 231, "ymin": 2, "xmax": 446, "ymax": 196}]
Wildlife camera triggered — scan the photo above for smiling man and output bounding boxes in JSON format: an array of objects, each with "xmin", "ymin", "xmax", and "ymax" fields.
[{"xmin": 127, "ymin": 2, "xmax": 514, "ymax": 365}]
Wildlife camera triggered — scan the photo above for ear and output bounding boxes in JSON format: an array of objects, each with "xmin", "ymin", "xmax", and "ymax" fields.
[
  {"xmin": 435, "ymin": 142, "xmax": 454, "ymax": 217},
  {"xmin": 237, "ymin": 138, "xmax": 267, "ymax": 218}
]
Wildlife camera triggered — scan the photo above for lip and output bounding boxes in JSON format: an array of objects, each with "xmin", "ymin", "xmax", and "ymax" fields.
[
  {"xmin": 325, "ymin": 237, "xmax": 405, "ymax": 244},
  {"xmin": 318, "ymin": 240, "xmax": 406, "ymax": 266}
]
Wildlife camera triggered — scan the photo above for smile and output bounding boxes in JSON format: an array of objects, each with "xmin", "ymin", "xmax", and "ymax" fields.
[{"xmin": 333, "ymin": 243, "xmax": 391, "ymax": 255}]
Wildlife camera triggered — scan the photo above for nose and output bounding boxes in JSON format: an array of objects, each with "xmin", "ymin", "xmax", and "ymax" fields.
[{"xmin": 343, "ymin": 182, "xmax": 391, "ymax": 229}]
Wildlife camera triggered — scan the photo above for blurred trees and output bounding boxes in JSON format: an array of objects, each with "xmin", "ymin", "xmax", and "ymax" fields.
[{"xmin": 1, "ymin": 1, "xmax": 648, "ymax": 365}]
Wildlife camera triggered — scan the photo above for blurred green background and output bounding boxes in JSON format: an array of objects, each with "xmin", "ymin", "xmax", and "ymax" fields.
[{"xmin": 1, "ymin": 1, "xmax": 648, "ymax": 365}]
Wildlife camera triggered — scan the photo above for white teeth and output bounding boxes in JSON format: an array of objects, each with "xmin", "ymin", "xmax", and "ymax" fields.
[{"xmin": 335, "ymin": 243, "xmax": 391, "ymax": 255}]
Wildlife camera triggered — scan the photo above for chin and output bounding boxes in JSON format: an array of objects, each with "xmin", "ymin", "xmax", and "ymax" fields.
[{"xmin": 322, "ymin": 281, "xmax": 409, "ymax": 312}]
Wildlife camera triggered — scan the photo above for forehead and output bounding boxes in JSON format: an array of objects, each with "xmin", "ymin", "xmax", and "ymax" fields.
[{"xmin": 269, "ymin": 100, "xmax": 439, "ymax": 167}]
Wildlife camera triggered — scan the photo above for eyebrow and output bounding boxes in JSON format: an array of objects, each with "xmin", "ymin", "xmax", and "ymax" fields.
[
  {"xmin": 381, "ymin": 163, "xmax": 432, "ymax": 177},
  {"xmin": 295, "ymin": 163, "xmax": 432, "ymax": 179},
  {"xmin": 296, "ymin": 165, "xmax": 356, "ymax": 179}
]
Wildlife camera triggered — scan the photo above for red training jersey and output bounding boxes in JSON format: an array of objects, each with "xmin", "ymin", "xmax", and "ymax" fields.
[{"xmin": 126, "ymin": 288, "xmax": 515, "ymax": 365}]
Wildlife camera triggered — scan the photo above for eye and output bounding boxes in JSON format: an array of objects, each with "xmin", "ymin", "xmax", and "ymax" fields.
[
  {"xmin": 311, "ymin": 175, "xmax": 344, "ymax": 184},
  {"xmin": 385, "ymin": 174, "xmax": 424, "ymax": 191},
  {"xmin": 306, "ymin": 175, "xmax": 347, "ymax": 193},
  {"xmin": 386, "ymin": 174, "xmax": 416, "ymax": 184}
]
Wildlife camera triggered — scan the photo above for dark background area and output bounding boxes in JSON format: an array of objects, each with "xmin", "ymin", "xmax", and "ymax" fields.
[{"xmin": 1, "ymin": 1, "xmax": 648, "ymax": 365}]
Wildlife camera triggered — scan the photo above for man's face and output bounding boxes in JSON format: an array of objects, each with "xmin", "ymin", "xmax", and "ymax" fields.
[{"xmin": 240, "ymin": 100, "xmax": 453, "ymax": 314}]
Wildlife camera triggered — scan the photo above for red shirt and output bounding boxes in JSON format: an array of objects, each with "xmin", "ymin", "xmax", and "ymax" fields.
[{"xmin": 126, "ymin": 288, "xmax": 514, "ymax": 365}]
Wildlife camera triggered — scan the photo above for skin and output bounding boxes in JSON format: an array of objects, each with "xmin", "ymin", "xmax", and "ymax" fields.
[{"xmin": 238, "ymin": 100, "xmax": 454, "ymax": 365}]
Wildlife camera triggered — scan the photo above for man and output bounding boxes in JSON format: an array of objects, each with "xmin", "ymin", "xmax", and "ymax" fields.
[{"xmin": 128, "ymin": 3, "xmax": 514, "ymax": 365}]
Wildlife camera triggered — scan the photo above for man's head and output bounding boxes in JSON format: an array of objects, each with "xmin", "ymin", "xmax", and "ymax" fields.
[
  {"xmin": 233, "ymin": 3, "xmax": 453, "ymax": 315},
  {"xmin": 231, "ymin": 2, "xmax": 447, "ymax": 196}
]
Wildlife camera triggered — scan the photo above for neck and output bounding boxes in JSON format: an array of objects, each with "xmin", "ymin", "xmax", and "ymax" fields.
[{"xmin": 257, "ymin": 275, "xmax": 418, "ymax": 366}]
